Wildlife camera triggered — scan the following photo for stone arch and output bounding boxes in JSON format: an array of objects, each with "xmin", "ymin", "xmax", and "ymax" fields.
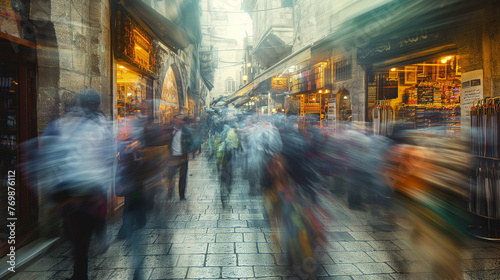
[
  {"xmin": 170, "ymin": 64, "xmax": 184, "ymax": 109},
  {"xmin": 337, "ymin": 88, "xmax": 352, "ymax": 121}
]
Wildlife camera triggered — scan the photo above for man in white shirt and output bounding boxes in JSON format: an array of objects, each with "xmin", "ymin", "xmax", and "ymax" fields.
[{"xmin": 166, "ymin": 114, "xmax": 193, "ymax": 200}]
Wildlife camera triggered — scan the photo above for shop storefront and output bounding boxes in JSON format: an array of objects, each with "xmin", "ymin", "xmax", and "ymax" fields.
[
  {"xmin": 358, "ymin": 27, "xmax": 462, "ymax": 136},
  {"xmin": 112, "ymin": 7, "xmax": 160, "ymax": 213},
  {"xmin": 368, "ymin": 54, "xmax": 461, "ymax": 135},
  {"xmin": 0, "ymin": 9, "xmax": 38, "ymax": 255},
  {"xmin": 288, "ymin": 62, "xmax": 330, "ymax": 126}
]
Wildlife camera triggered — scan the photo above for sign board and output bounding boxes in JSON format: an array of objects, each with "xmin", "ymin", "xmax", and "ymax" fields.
[
  {"xmin": 328, "ymin": 94, "xmax": 337, "ymax": 121},
  {"xmin": 461, "ymin": 69, "xmax": 483, "ymax": 128},
  {"xmin": 271, "ymin": 77, "xmax": 288, "ymax": 92}
]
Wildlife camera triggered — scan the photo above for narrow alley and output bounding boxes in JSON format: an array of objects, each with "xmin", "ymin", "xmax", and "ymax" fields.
[{"xmin": 7, "ymin": 154, "xmax": 500, "ymax": 280}]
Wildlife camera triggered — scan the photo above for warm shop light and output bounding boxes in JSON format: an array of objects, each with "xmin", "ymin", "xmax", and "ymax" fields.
[
  {"xmin": 325, "ymin": 90, "xmax": 329, "ymax": 93},
  {"xmin": 441, "ymin": 59, "xmax": 447, "ymax": 63},
  {"xmin": 391, "ymin": 68, "xmax": 396, "ymax": 71},
  {"xmin": 445, "ymin": 56, "xmax": 452, "ymax": 60},
  {"xmin": 343, "ymin": 95, "xmax": 348, "ymax": 99},
  {"xmin": 319, "ymin": 90, "xmax": 323, "ymax": 93},
  {"xmin": 135, "ymin": 46, "xmax": 142, "ymax": 50},
  {"xmin": 119, "ymin": 65, "xmax": 125, "ymax": 69}
]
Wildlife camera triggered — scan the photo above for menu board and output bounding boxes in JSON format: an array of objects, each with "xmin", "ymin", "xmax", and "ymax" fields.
[{"xmin": 461, "ymin": 69, "xmax": 483, "ymax": 128}]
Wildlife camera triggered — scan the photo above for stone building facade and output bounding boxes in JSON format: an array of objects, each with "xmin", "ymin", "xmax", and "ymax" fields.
[{"xmin": 0, "ymin": 0, "xmax": 206, "ymax": 257}]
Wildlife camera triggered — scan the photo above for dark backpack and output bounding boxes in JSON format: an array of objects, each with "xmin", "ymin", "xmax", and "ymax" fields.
[{"xmin": 114, "ymin": 144, "xmax": 143, "ymax": 197}]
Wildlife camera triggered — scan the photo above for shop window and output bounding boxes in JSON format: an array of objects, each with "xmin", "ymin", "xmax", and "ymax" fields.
[
  {"xmin": 334, "ymin": 59, "xmax": 352, "ymax": 81},
  {"xmin": 117, "ymin": 64, "xmax": 149, "ymax": 120},
  {"xmin": 338, "ymin": 90, "xmax": 352, "ymax": 121},
  {"xmin": 225, "ymin": 77, "xmax": 236, "ymax": 93}
]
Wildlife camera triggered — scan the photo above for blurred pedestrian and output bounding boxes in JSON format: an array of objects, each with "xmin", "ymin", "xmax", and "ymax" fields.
[
  {"xmin": 165, "ymin": 114, "xmax": 194, "ymax": 200},
  {"xmin": 38, "ymin": 89, "xmax": 114, "ymax": 280}
]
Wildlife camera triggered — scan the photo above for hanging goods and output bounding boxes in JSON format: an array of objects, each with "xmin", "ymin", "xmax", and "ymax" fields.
[{"xmin": 371, "ymin": 100, "xmax": 394, "ymax": 136}]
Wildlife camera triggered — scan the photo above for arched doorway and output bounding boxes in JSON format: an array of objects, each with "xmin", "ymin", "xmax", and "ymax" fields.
[
  {"xmin": 159, "ymin": 65, "xmax": 184, "ymax": 124},
  {"xmin": 338, "ymin": 89, "xmax": 352, "ymax": 122}
]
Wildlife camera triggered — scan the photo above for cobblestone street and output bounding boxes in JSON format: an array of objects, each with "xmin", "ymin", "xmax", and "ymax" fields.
[{"xmin": 9, "ymin": 155, "xmax": 500, "ymax": 280}]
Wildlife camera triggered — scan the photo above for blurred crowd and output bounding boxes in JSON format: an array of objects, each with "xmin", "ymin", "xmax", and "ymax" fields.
[{"xmin": 22, "ymin": 88, "xmax": 473, "ymax": 279}]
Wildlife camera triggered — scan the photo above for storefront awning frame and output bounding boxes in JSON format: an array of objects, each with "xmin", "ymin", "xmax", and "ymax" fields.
[
  {"xmin": 120, "ymin": 0, "xmax": 193, "ymax": 52},
  {"xmin": 224, "ymin": 81, "xmax": 255, "ymax": 105},
  {"xmin": 253, "ymin": 45, "xmax": 312, "ymax": 87}
]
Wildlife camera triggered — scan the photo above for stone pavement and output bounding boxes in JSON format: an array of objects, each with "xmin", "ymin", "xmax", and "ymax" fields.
[{"xmin": 8, "ymin": 154, "xmax": 500, "ymax": 280}]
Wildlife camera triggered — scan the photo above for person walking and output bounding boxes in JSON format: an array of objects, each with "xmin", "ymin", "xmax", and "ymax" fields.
[
  {"xmin": 36, "ymin": 89, "xmax": 114, "ymax": 280},
  {"xmin": 165, "ymin": 114, "xmax": 194, "ymax": 200}
]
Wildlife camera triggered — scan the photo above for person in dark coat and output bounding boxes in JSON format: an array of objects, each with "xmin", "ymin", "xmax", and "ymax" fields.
[
  {"xmin": 40, "ymin": 89, "xmax": 113, "ymax": 280},
  {"xmin": 165, "ymin": 114, "xmax": 194, "ymax": 200}
]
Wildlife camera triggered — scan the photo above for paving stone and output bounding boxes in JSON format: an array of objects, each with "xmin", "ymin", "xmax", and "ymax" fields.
[
  {"xmin": 23, "ymin": 257, "xmax": 65, "ymax": 271},
  {"xmin": 176, "ymin": 254, "xmax": 206, "ymax": 266},
  {"xmin": 208, "ymin": 242, "xmax": 235, "ymax": 253},
  {"xmin": 238, "ymin": 253, "xmax": 276, "ymax": 266},
  {"xmin": 150, "ymin": 267, "xmax": 188, "ymax": 279},
  {"xmin": 349, "ymin": 232, "xmax": 376, "ymax": 241},
  {"xmin": 324, "ymin": 226, "xmax": 351, "ymax": 232},
  {"xmin": 220, "ymin": 213, "xmax": 240, "ymax": 220},
  {"xmin": 98, "ymin": 256, "xmax": 143, "ymax": 269},
  {"xmin": 235, "ymin": 227, "xmax": 263, "ymax": 233},
  {"xmin": 323, "ymin": 264, "xmax": 363, "ymax": 276},
  {"xmin": 355, "ymin": 263, "xmax": 395, "ymax": 274},
  {"xmin": 142, "ymin": 255, "xmax": 179, "ymax": 267},
  {"xmin": 253, "ymin": 265, "xmax": 294, "ymax": 277},
  {"xmin": 198, "ymin": 214, "xmax": 220, "ymax": 221},
  {"xmin": 218, "ymin": 220, "xmax": 248, "ymax": 228},
  {"xmin": 366, "ymin": 251, "xmax": 404, "ymax": 262},
  {"xmin": 316, "ymin": 276, "xmax": 353, "ymax": 280},
  {"xmin": 207, "ymin": 227, "xmax": 235, "ymax": 233},
  {"xmin": 339, "ymin": 241, "xmax": 375, "ymax": 252},
  {"xmin": 128, "ymin": 244, "xmax": 171, "ymax": 256},
  {"xmin": 330, "ymin": 251, "xmax": 374, "ymax": 263},
  {"xmin": 175, "ymin": 214, "xmax": 194, "ymax": 222},
  {"xmin": 108, "ymin": 268, "xmax": 153, "ymax": 280},
  {"xmin": 328, "ymin": 232, "xmax": 357, "ymax": 242},
  {"xmin": 240, "ymin": 213, "xmax": 265, "ymax": 220},
  {"xmin": 351, "ymin": 274, "xmax": 394, "ymax": 279},
  {"xmin": 154, "ymin": 233, "xmax": 185, "ymax": 243},
  {"xmin": 216, "ymin": 233, "xmax": 243, "ymax": 242},
  {"xmin": 185, "ymin": 220, "xmax": 218, "ymax": 229},
  {"xmin": 243, "ymin": 232, "xmax": 267, "ymax": 242},
  {"xmin": 366, "ymin": 241, "xmax": 401, "ymax": 251},
  {"xmin": 169, "ymin": 243, "xmax": 208, "ymax": 254},
  {"xmin": 8, "ymin": 271, "xmax": 58, "ymax": 280},
  {"xmin": 258, "ymin": 242, "xmax": 282, "ymax": 253},
  {"xmin": 236, "ymin": 242, "xmax": 258, "ymax": 253},
  {"xmin": 221, "ymin": 266, "xmax": 254, "ymax": 278},
  {"xmin": 205, "ymin": 254, "xmax": 237, "ymax": 266},
  {"xmin": 463, "ymin": 247, "xmax": 500, "ymax": 259},
  {"xmin": 184, "ymin": 233, "xmax": 216, "ymax": 243},
  {"xmin": 187, "ymin": 267, "xmax": 221, "ymax": 278},
  {"xmin": 248, "ymin": 219, "xmax": 269, "ymax": 228},
  {"xmin": 326, "ymin": 241, "xmax": 347, "ymax": 252},
  {"xmin": 369, "ymin": 231, "xmax": 397, "ymax": 241}
]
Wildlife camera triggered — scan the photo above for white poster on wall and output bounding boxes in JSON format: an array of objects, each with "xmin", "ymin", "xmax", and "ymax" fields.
[
  {"xmin": 461, "ymin": 69, "xmax": 483, "ymax": 128},
  {"xmin": 327, "ymin": 94, "xmax": 337, "ymax": 127}
]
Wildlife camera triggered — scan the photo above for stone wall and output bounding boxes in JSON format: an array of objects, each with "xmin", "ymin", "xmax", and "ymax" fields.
[
  {"xmin": 31, "ymin": 0, "xmax": 111, "ymax": 133},
  {"xmin": 330, "ymin": 48, "xmax": 366, "ymax": 122}
]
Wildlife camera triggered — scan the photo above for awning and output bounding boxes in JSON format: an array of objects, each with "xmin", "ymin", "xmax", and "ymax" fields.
[
  {"xmin": 314, "ymin": 0, "xmax": 482, "ymax": 58},
  {"xmin": 122, "ymin": 0, "xmax": 193, "ymax": 51},
  {"xmin": 253, "ymin": 45, "xmax": 312, "ymax": 86},
  {"xmin": 224, "ymin": 81, "xmax": 255, "ymax": 105},
  {"xmin": 234, "ymin": 96, "xmax": 252, "ymax": 108},
  {"xmin": 201, "ymin": 75, "xmax": 214, "ymax": 91}
]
